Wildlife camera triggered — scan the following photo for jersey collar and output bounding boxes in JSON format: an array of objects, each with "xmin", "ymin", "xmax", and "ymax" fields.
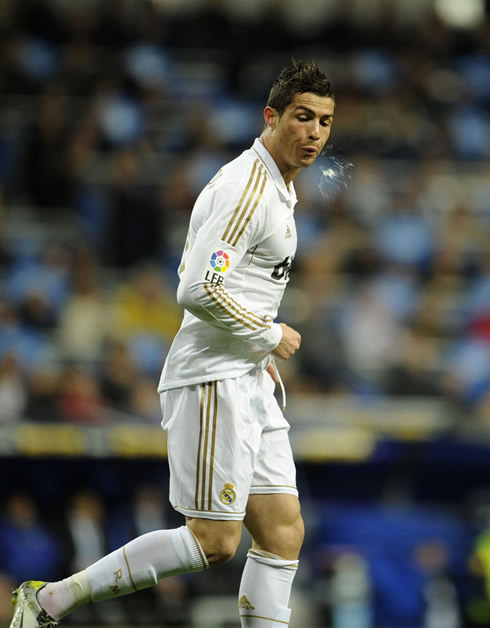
[{"xmin": 252, "ymin": 138, "xmax": 297, "ymax": 208}]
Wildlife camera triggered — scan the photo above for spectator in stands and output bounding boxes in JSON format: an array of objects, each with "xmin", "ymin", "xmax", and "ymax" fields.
[{"xmin": 0, "ymin": 493, "xmax": 63, "ymax": 583}]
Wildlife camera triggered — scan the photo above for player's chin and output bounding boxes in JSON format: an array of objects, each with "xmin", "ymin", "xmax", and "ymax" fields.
[{"xmin": 299, "ymin": 155, "xmax": 317, "ymax": 168}]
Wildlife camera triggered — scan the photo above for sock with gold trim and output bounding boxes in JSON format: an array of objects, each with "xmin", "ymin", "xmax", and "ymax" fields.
[
  {"xmin": 87, "ymin": 526, "xmax": 208, "ymax": 602},
  {"xmin": 38, "ymin": 526, "xmax": 207, "ymax": 619},
  {"xmin": 238, "ymin": 549, "xmax": 299, "ymax": 627}
]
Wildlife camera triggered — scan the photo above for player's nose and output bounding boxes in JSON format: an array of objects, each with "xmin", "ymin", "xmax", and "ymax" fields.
[{"xmin": 308, "ymin": 121, "xmax": 321, "ymax": 140}]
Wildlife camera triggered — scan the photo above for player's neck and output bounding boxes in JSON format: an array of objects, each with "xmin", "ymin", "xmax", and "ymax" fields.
[{"xmin": 258, "ymin": 135, "xmax": 299, "ymax": 187}]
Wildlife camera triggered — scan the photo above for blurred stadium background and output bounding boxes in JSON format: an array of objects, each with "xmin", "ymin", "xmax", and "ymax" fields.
[{"xmin": 0, "ymin": 0, "xmax": 490, "ymax": 626}]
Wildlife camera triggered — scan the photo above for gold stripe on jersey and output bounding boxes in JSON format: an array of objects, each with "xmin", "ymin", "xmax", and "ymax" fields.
[
  {"xmin": 204, "ymin": 284, "xmax": 256, "ymax": 331},
  {"xmin": 217, "ymin": 287, "xmax": 272, "ymax": 329},
  {"xmin": 219, "ymin": 288, "xmax": 272, "ymax": 328},
  {"xmin": 204, "ymin": 283, "xmax": 271, "ymax": 331},
  {"xmin": 222, "ymin": 160, "xmax": 267, "ymax": 247},
  {"xmin": 232, "ymin": 172, "xmax": 267, "ymax": 246},
  {"xmin": 205, "ymin": 283, "xmax": 271, "ymax": 328},
  {"xmin": 222, "ymin": 161, "xmax": 258, "ymax": 243}
]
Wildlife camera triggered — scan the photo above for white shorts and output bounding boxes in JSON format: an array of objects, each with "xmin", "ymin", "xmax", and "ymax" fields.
[{"xmin": 160, "ymin": 367, "xmax": 298, "ymax": 521}]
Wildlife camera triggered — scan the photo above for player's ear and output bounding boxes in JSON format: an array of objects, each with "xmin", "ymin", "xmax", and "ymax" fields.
[{"xmin": 264, "ymin": 106, "xmax": 279, "ymax": 130}]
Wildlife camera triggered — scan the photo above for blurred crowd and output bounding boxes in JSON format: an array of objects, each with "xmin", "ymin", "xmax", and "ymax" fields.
[
  {"xmin": 0, "ymin": 0, "xmax": 489, "ymax": 427},
  {"xmin": 2, "ymin": 479, "xmax": 490, "ymax": 628},
  {"xmin": 0, "ymin": 484, "xmax": 196, "ymax": 626}
]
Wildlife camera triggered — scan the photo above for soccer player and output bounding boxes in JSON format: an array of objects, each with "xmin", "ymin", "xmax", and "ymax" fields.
[{"xmin": 10, "ymin": 59, "xmax": 335, "ymax": 628}]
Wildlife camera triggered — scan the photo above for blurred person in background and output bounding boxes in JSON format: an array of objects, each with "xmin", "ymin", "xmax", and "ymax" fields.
[
  {"xmin": 107, "ymin": 263, "xmax": 182, "ymax": 376},
  {"xmin": 0, "ymin": 353, "xmax": 26, "ymax": 423},
  {"xmin": 56, "ymin": 260, "xmax": 109, "ymax": 364},
  {"xmin": 23, "ymin": 83, "xmax": 74, "ymax": 209},
  {"xmin": 97, "ymin": 340, "xmax": 136, "ymax": 415},
  {"xmin": 57, "ymin": 365, "xmax": 106, "ymax": 425},
  {"xmin": 9, "ymin": 58, "xmax": 335, "ymax": 628},
  {"xmin": 0, "ymin": 493, "xmax": 63, "ymax": 585},
  {"xmin": 60, "ymin": 490, "xmax": 125, "ymax": 627},
  {"xmin": 102, "ymin": 148, "xmax": 162, "ymax": 269},
  {"xmin": 23, "ymin": 364, "xmax": 62, "ymax": 422}
]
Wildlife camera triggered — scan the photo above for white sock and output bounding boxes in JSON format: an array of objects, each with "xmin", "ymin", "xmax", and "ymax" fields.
[
  {"xmin": 238, "ymin": 549, "xmax": 299, "ymax": 627},
  {"xmin": 38, "ymin": 575, "xmax": 90, "ymax": 621},
  {"xmin": 87, "ymin": 525, "xmax": 208, "ymax": 602},
  {"xmin": 39, "ymin": 526, "xmax": 208, "ymax": 618}
]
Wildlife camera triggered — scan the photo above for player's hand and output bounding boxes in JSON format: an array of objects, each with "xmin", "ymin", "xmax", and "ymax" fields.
[
  {"xmin": 266, "ymin": 362, "xmax": 280, "ymax": 384},
  {"xmin": 272, "ymin": 323, "xmax": 301, "ymax": 360}
]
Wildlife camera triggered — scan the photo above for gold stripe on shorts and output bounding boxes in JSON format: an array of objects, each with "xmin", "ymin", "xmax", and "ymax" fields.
[
  {"xmin": 208, "ymin": 382, "xmax": 218, "ymax": 509},
  {"xmin": 195, "ymin": 382, "xmax": 218, "ymax": 511},
  {"xmin": 200, "ymin": 383, "xmax": 212, "ymax": 510},
  {"xmin": 194, "ymin": 386, "xmax": 205, "ymax": 510}
]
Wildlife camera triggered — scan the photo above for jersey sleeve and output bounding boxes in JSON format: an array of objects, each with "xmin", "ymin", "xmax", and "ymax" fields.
[{"xmin": 176, "ymin": 166, "xmax": 283, "ymax": 352}]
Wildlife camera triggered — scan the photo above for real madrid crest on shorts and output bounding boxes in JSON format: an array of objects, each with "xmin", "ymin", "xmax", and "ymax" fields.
[{"xmin": 220, "ymin": 482, "xmax": 236, "ymax": 505}]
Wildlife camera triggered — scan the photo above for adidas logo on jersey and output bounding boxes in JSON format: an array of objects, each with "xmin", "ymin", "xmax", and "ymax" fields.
[
  {"xmin": 285, "ymin": 225, "xmax": 292, "ymax": 239},
  {"xmin": 238, "ymin": 595, "xmax": 255, "ymax": 609}
]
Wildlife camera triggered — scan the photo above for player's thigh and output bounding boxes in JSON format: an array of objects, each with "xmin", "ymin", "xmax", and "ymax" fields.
[{"xmin": 244, "ymin": 493, "xmax": 304, "ymax": 560}]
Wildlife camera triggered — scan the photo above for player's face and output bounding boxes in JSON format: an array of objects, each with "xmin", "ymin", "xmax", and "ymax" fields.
[{"xmin": 264, "ymin": 92, "xmax": 335, "ymax": 184}]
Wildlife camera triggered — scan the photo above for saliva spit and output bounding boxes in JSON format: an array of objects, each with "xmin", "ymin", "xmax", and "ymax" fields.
[{"xmin": 316, "ymin": 147, "xmax": 354, "ymax": 200}]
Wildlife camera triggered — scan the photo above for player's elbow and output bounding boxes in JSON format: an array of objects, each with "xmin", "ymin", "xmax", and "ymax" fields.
[
  {"xmin": 176, "ymin": 282, "xmax": 197, "ymax": 309},
  {"xmin": 176, "ymin": 281, "xmax": 206, "ymax": 314}
]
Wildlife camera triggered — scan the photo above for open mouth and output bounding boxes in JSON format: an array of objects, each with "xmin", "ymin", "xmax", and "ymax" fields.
[{"xmin": 301, "ymin": 147, "xmax": 317, "ymax": 157}]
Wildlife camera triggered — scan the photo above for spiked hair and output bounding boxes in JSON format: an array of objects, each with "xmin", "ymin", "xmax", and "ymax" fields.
[{"xmin": 266, "ymin": 59, "xmax": 334, "ymax": 115}]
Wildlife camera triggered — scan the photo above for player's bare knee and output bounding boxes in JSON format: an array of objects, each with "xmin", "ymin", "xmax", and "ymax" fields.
[
  {"xmin": 187, "ymin": 519, "xmax": 241, "ymax": 565},
  {"xmin": 206, "ymin": 537, "xmax": 239, "ymax": 565},
  {"xmin": 280, "ymin": 515, "xmax": 304, "ymax": 555},
  {"xmin": 268, "ymin": 514, "xmax": 304, "ymax": 559},
  {"xmin": 279, "ymin": 505, "xmax": 305, "ymax": 550},
  {"xmin": 195, "ymin": 531, "xmax": 240, "ymax": 564}
]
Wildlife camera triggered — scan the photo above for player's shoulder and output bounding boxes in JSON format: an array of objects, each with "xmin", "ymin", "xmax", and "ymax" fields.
[
  {"xmin": 210, "ymin": 147, "xmax": 273, "ymax": 197},
  {"xmin": 192, "ymin": 148, "xmax": 273, "ymax": 243}
]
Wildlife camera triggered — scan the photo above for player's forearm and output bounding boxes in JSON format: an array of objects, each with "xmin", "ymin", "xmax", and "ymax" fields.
[{"xmin": 177, "ymin": 280, "xmax": 282, "ymax": 351}]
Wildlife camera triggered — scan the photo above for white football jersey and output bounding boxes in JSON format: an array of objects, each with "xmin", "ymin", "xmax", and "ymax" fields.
[{"xmin": 158, "ymin": 139, "xmax": 298, "ymax": 391}]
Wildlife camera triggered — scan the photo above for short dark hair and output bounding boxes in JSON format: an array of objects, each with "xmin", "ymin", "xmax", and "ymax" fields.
[{"xmin": 267, "ymin": 59, "xmax": 334, "ymax": 115}]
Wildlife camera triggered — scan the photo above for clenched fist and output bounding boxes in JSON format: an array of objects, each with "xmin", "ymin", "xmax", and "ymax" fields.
[{"xmin": 272, "ymin": 322, "xmax": 301, "ymax": 360}]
